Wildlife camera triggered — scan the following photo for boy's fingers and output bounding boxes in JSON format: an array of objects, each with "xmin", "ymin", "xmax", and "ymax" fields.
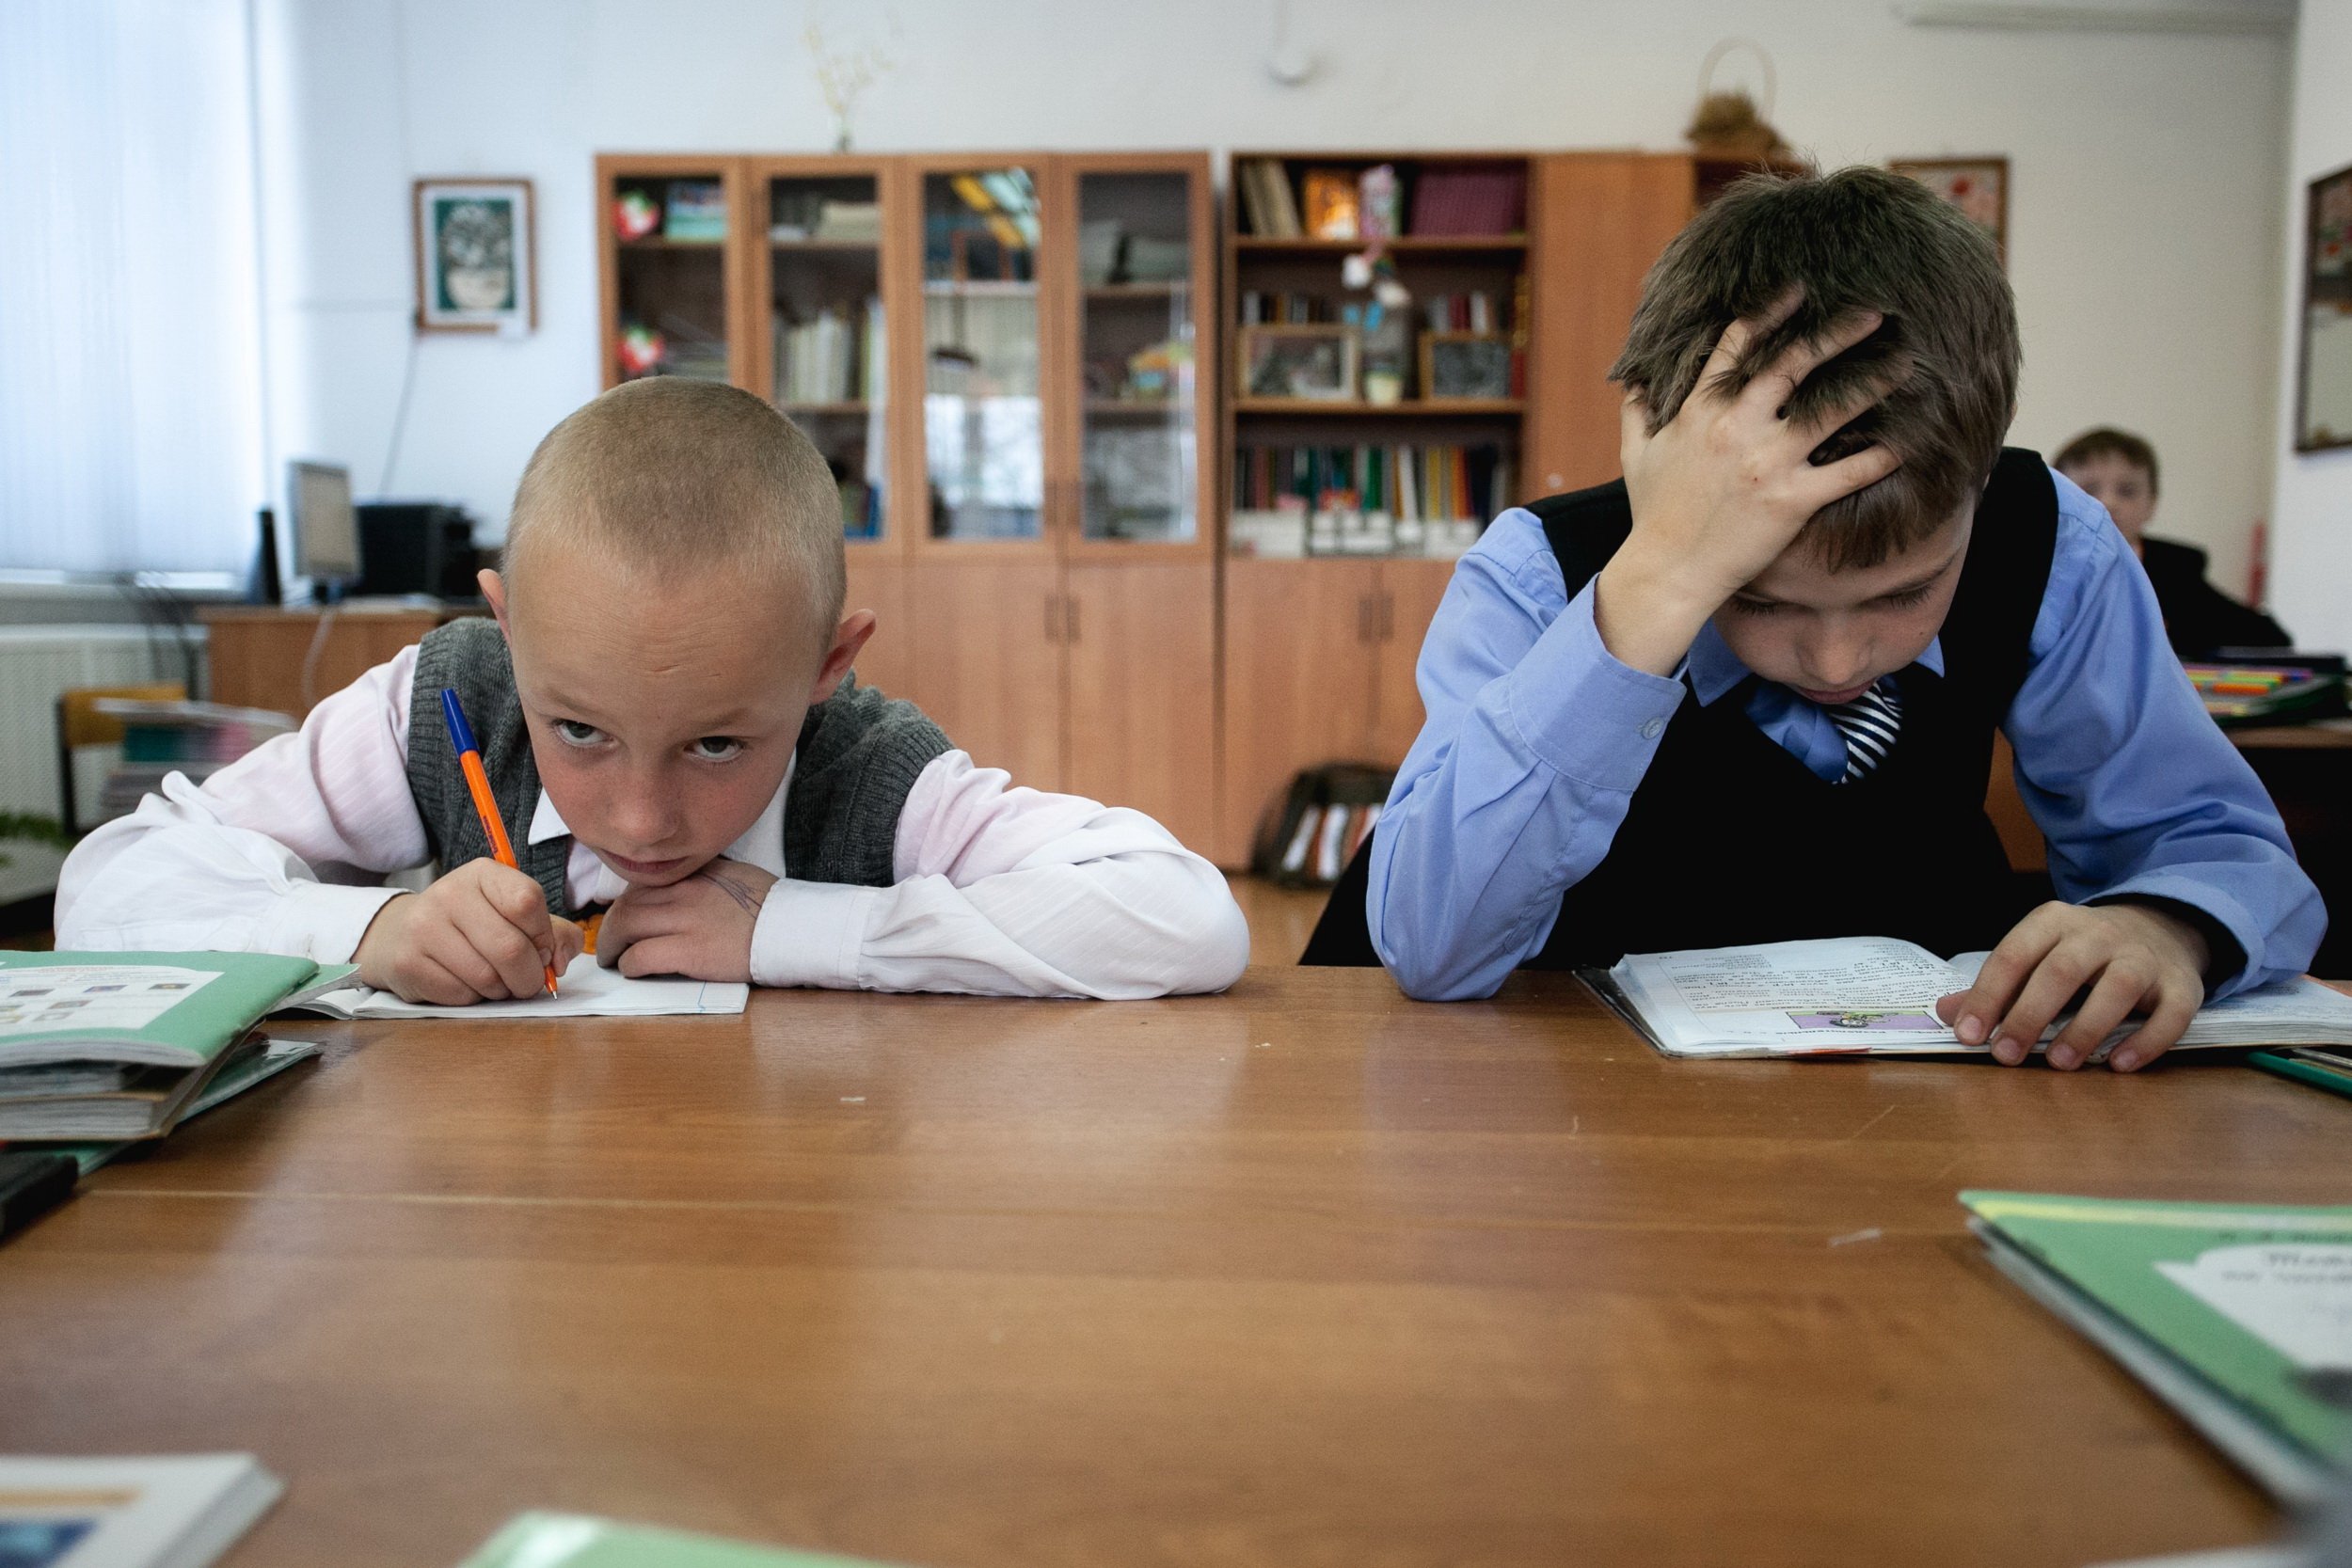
[
  {"xmin": 449, "ymin": 895, "xmax": 542, "ymax": 1000},
  {"xmin": 2046, "ymin": 967, "xmax": 2149, "ymax": 1070},
  {"xmin": 403, "ymin": 954, "xmax": 481, "ymax": 1007},
  {"xmin": 1692, "ymin": 289, "xmax": 1806, "ymax": 401},
  {"xmin": 550, "ymin": 917, "xmax": 587, "ymax": 969},
  {"xmin": 2108, "ymin": 989, "xmax": 2201, "ymax": 1072},
  {"xmin": 1993, "ymin": 944, "xmax": 2100, "ymax": 1068},
  {"xmin": 1797, "ymin": 442, "xmax": 1903, "ymax": 512},
  {"xmin": 420, "ymin": 929, "xmax": 508, "ymax": 1002},
  {"xmin": 1746, "ymin": 308, "xmax": 1884, "ymax": 415},
  {"xmin": 617, "ymin": 936, "xmax": 691, "ymax": 980},
  {"xmin": 1952, "ymin": 909, "xmax": 2066, "ymax": 1048},
  {"xmin": 483, "ymin": 867, "xmax": 555, "ymax": 942}
]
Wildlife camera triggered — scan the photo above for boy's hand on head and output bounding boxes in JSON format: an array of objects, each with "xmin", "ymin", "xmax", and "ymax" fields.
[
  {"xmin": 353, "ymin": 859, "xmax": 584, "ymax": 1006},
  {"xmin": 596, "ymin": 859, "xmax": 778, "ymax": 983},
  {"xmin": 1935, "ymin": 902, "xmax": 2210, "ymax": 1073},
  {"xmin": 1597, "ymin": 293, "xmax": 1906, "ymax": 676}
]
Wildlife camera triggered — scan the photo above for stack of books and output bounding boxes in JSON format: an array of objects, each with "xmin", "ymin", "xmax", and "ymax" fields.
[
  {"xmin": 0, "ymin": 952, "xmax": 343, "ymax": 1142},
  {"xmin": 772, "ymin": 296, "xmax": 883, "ymax": 406},
  {"xmin": 91, "ymin": 699, "xmax": 292, "ymax": 823},
  {"xmin": 660, "ymin": 182, "xmax": 727, "ymax": 243},
  {"xmin": 1231, "ymin": 441, "xmax": 1512, "ymax": 553},
  {"xmin": 1235, "ymin": 159, "xmax": 1303, "ymax": 238}
]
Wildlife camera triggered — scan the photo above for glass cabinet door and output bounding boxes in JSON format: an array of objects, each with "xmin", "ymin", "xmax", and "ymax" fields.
[
  {"xmin": 921, "ymin": 167, "xmax": 1044, "ymax": 541},
  {"xmin": 766, "ymin": 172, "xmax": 887, "ymax": 541},
  {"xmin": 1075, "ymin": 170, "xmax": 1199, "ymax": 544},
  {"xmin": 609, "ymin": 169, "xmax": 734, "ymax": 383}
]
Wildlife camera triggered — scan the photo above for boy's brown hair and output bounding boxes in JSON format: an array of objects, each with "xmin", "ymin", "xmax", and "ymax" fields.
[
  {"xmin": 505, "ymin": 378, "xmax": 845, "ymax": 656},
  {"xmin": 2051, "ymin": 427, "xmax": 2159, "ymax": 494},
  {"xmin": 1611, "ymin": 166, "xmax": 2019, "ymax": 571}
]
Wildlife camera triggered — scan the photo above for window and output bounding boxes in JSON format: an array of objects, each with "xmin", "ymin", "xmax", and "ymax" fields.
[{"xmin": 0, "ymin": 0, "xmax": 266, "ymax": 576}]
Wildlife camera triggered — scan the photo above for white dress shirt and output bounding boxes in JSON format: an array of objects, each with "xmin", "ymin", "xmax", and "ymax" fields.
[{"xmin": 56, "ymin": 646, "xmax": 1250, "ymax": 999}]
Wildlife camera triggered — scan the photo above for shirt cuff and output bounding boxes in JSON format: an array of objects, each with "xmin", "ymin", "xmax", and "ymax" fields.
[
  {"xmin": 750, "ymin": 879, "xmax": 882, "ymax": 989},
  {"xmin": 251, "ymin": 882, "xmax": 409, "ymax": 964},
  {"xmin": 2085, "ymin": 873, "xmax": 2264, "ymax": 998},
  {"xmin": 1502, "ymin": 579, "xmax": 1688, "ymax": 792}
]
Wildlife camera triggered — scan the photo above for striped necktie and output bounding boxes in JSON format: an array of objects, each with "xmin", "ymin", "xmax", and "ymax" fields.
[{"xmin": 1826, "ymin": 682, "xmax": 1903, "ymax": 783}]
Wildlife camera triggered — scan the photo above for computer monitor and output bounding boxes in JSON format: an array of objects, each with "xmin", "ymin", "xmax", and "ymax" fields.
[{"xmin": 288, "ymin": 460, "xmax": 360, "ymax": 598}]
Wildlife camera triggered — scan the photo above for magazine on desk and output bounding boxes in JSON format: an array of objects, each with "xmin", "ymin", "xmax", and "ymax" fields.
[{"xmin": 1581, "ymin": 936, "xmax": 2352, "ymax": 1060}]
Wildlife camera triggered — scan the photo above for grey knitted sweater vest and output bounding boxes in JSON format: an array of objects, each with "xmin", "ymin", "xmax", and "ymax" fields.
[{"xmin": 403, "ymin": 619, "xmax": 950, "ymax": 916}]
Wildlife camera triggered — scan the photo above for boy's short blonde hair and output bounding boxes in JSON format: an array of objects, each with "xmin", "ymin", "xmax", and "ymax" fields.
[{"xmin": 504, "ymin": 378, "xmax": 845, "ymax": 656}]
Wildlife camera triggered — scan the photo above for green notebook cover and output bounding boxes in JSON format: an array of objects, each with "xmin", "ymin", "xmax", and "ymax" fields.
[
  {"xmin": 1961, "ymin": 1191, "xmax": 2352, "ymax": 1470},
  {"xmin": 0, "ymin": 952, "xmax": 343, "ymax": 1069},
  {"xmin": 457, "ymin": 1513, "xmax": 910, "ymax": 1568}
]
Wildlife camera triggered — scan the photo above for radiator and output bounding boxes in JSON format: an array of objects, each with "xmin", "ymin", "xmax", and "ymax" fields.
[{"xmin": 0, "ymin": 625, "xmax": 206, "ymax": 903}]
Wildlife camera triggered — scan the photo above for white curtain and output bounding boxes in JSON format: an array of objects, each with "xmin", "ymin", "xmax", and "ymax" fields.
[{"xmin": 0, "ymin": 0, "xmax": 266, "ymax": 576}]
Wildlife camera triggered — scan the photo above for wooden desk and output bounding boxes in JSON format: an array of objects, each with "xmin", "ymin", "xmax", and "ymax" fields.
[
  {"xmin": 201, "ymin": 605, "xmax": 462, "ymax": 721},
  {"xmin": 2, "ymin": 969, "xmax": 2341, "ymax": 1567}
]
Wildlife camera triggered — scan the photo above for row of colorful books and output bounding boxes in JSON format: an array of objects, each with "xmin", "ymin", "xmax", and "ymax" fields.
[
  {"xmin": 1232, "ymin": 442, "xmax": 1513, "ymax": 524},
  {"xmin": 1234, "ymin": 158, "xmax": 1527, "ymax": 241}
]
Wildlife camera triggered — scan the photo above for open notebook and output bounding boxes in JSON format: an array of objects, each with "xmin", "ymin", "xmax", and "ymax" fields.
[
  {"xmin": 1585, "ymin": 936, "xmax": 2352, "ymax": 1060},
  {"xmin": 287, "ymin": 953, "xmax": 747, "ymax": 1021}
]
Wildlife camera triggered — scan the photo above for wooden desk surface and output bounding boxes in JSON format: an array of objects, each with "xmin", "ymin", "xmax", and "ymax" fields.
[{"xmin": 4, "ymin": 968, "xmax": 2344, "ymax": 1568}]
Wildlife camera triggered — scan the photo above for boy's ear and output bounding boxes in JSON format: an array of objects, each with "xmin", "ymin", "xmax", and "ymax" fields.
[
  {"xmin": 479, "ymin": 568, "xmax": 512, "ymax": 641},
  {"xmin": 806, "ymin": 610, "xmax": 878, "ymax": 705}
]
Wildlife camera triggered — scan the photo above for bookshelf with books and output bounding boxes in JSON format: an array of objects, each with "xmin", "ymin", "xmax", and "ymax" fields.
[
  {"xmin": 597, "ymin": 156, "xmax": 754, "ymax": 391},
  {"xmin": 598, "ymin": 151, "xmax": 1218, "ymax": 852},
  {"xmin": 1217, "ymin": 151, "xmax": 1544, "ymax": 863}
]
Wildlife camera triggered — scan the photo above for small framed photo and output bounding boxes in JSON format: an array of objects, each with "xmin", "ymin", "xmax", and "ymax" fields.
[
  {"xmin": 1239, "ymin": 325, "xmax": 1359, "ymax": 403},
  {"xmin": 1891, "ymin": 157, "xmax": 2009, "ymax": 267},
  {"xmin": 1421, "ymin": 332, "xmax": 1513, "ymax": 402},
  {"xmin": 414, "ymin": 178, "xmax": 536, "ymax": 334},
  {"xmin": 2295, "ymin": 160, "xmax": 2352, "ymax": 453}
]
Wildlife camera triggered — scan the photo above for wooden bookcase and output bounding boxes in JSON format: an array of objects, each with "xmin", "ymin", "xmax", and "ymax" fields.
[
  {"xmin": 596, "ymin": 148, "xmax": 1774, "ymax": 869},
  {"xmin": 596, "ymin": 151, "xmax": 1219, "ymax": 853},
  {"xmin": 1211, "ymin": 150, "xmax": 1715, "ymax": 865}
]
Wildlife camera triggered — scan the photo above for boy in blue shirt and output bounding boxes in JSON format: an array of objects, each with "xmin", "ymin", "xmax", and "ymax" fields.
[{"xmin": 1368, "ymin": 167, "xmax": 2324, "ymax": 1070}]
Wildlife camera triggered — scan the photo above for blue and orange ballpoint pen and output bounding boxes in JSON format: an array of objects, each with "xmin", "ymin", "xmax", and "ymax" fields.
[{"xmin": 440, "ymin": 688, "xmax": 561, "ymax": 999}]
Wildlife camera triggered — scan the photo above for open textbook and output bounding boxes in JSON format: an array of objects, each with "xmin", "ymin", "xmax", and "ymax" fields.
[
  {"xmin": 289, "ymin": 952, "xmax": 747, "ymax": 1021},
  {"xmin": 1585, "ymin": 936, "xmax": 2352, "ymax": 1060}
]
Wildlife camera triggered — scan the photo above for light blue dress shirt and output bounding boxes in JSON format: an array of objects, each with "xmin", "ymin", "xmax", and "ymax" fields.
[{"xmin": 1366, "ymin": 469, "xmax": 2327, "ymax": 1002}]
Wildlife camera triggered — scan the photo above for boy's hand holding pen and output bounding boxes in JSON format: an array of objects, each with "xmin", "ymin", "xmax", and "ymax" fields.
[{"xmin": 350, "ymin": 689, "xmax": 582, "ymax": 1006}]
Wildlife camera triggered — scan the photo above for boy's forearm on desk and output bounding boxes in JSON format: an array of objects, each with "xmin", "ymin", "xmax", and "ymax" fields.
[{"xmin": 1372, "ymin": 608, "xmax": 1677, "ymax": 998}]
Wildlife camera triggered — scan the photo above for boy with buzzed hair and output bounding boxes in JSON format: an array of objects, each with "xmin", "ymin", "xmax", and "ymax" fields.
[
  {"xmin": 1368, "ymin": 167, "xmax": 2323, "ymax": 1069},
  {"xmin": 60, "ymin": 378, "xmax": 1249, "ymax": 1002}
]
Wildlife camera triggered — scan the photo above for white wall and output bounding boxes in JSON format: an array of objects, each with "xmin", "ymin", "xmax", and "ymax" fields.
[
  {"xmin": 259, "ymin": 0, "xmax": 2292, "ymax": 592},
  {"xmin": 2271, "ymin": 0, "xmax": 2352, "ymax": 653}
]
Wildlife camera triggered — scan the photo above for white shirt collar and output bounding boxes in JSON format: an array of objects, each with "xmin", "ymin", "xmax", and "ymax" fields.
[{"xmin": 526, "ymin": 753, "xmax": 796, "ymax": 879}]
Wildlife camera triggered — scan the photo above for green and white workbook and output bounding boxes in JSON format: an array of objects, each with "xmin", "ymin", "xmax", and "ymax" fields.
[
  {"xmin": 0, "ymin": 952, "xmax": 349, "ymax": 1069},
  {"xmin": 457, "ymin": 1513, "xmax": 912, "ymax": 1568},
  {"xmin": 1962, "ymin": 1190, "xmax": 2352, "ymax": 1503}
]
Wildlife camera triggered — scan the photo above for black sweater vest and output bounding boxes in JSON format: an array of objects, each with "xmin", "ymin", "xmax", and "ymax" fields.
[{"xmin": 1525, "ymin": 446, "xmax": 2059, "ymax": 968}]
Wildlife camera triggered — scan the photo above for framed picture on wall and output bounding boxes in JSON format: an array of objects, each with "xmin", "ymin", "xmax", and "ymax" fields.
[
  {"xmin": 2296, "ymin": 161, "xmax": 2352, "ymax": 452},
  {"xmin": 413, "ymin": 178, "xmax": 536, "ymax": 334},
  {"xmin": 1239, "ymin": 325, "xmax": 1359, "ymax": 403},
  {"xmin": 1891, "ymin": 157, "xmax": 2009, "ymax": 267}
]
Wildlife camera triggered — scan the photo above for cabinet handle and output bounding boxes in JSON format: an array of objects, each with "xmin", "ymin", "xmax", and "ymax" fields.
[
  {"xmin": 1043, "ymin": 595, "xmax": 1062, "ymax": 642},
  {"xmin": 1065, "ymin": 593, "xmax": 1080, "ymax": 643},
  {"xmin": 1356, "ymin": 594, "xmax": 1374, "ymax": 644},
  {"xmin": 1380, "ymin": 589, "xmax": 1396, "ymax": 642}
]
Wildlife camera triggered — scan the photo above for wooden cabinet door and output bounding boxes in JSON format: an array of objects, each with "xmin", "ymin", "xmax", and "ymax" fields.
[
  {"xmin": 906, "ymin": 559, "xmax": 1064, "ymax": 788},
  {"xmin": 1368, "ymin": 559, "xmax": 1458, "ymax": 767},
  {"xmin": 1063, "ymin": 561, "xmax": 1216, "ymax": 852},
  {"xmin": 841, "ymin": 556, "xmax": 914, "ymax": 701},
  {"xmin": 1215, "ymin": 558, "xmax": 1380, "ymax": 867},
  {"xmin": 1524, "ymin": 153, "xmax": 1694, "ymax": 498}
]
